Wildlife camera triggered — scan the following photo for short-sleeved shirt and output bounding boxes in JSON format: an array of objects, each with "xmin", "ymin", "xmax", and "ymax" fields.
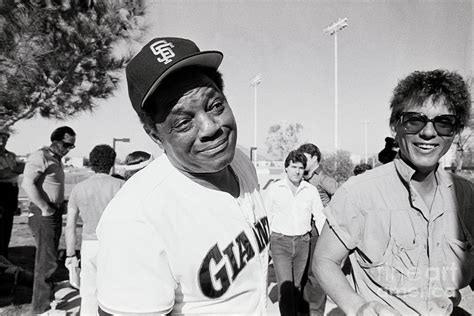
[
  {"xmin": 96, "ymin": 149, "xmax": 269, "ymax": 315},
  {"xmin": 68, "ymin": 173, "xmax": 124, "ymax": 241},
  {"xmin": 22, "ymin": 147, "xmax": 65, "ymax": 204},
  {"xmin": 264, "ymin": 176, "xmax": 324, "ymax": 235},
  {"xmin": 305, "ymin": 167, "xmax": 338, "ymax": 207},
  {"xmin": 325, "ymin": 157, "xmax": 474, "ymax": 315}
]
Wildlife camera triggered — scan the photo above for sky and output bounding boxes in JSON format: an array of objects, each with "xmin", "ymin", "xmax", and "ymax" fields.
[{"xmin": 7, "ymin": 0, "xmax": 473, "ymax": 161}]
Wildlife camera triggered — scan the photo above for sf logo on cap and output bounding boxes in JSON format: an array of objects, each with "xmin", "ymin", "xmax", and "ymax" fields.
[{"xmin": 150, "ymin": 40, "xmax": 175, "ymax": 64}]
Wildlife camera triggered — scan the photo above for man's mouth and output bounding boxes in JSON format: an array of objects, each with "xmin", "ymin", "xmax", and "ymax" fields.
[
  {"xmin": 414, "ymin": 143, "xmax": 438, "ymax": 151},
  {"xmin": 199, "ymin": 137, "xmax": 229, "ymax": 154}
]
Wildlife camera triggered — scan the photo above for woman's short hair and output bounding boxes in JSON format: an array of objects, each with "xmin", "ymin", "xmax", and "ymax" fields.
[{"xmin": 389, "ymin": 70, "xmax": 471, "ymax": 130}]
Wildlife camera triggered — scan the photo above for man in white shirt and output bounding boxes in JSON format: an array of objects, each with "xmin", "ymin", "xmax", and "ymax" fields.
[
  {"xmin": 265, "ymin": 150, "xmax": 324, "ymax": 316},
  {"xmin": 96, "ymin": 37, "xmax": 269, "ymax": 315}
]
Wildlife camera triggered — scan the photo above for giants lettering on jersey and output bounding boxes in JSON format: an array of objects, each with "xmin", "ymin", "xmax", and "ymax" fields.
[{"xmin": 198, "ymin": 216, "xmax": 270, "ymax": 298}]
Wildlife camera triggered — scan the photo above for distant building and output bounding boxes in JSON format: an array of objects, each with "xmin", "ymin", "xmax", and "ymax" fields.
[{"xmin": 64, "ymin": 157, "xmax": 84, "ymax": 168}]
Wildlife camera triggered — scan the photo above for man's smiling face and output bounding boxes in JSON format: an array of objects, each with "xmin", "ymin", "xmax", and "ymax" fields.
[{"xmin": 148, "ymin": 70, "xmax": 237, "ymax": 174}]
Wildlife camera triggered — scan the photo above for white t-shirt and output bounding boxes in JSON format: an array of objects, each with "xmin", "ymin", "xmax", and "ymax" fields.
[
  {"xmin": 264, "ymin": 176, "xmax": 325, "ymax": 235},
  {"xmin": 96, "ymin": 149, "xmax": 269, "ymax": 315}
]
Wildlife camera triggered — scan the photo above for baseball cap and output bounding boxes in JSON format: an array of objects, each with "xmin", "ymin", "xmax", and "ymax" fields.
[{"xmin": 126, "ymin": 37, "xmax": 223, "ymax": 113}]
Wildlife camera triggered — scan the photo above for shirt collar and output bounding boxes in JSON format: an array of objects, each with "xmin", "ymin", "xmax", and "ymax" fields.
[
  {"xmin": 44, "ymin": 146, "xmax": 62, "ymax": 161},
  {"xmin": 393, "ymin": 155, "xmax": 453, "ymax": 188},
  {"xmin": 278, "ymin": 174, "xmax": 311, "ymax": 192},
  {"xmin": 304, "ymin": 165, "xmax": 322, "ymax": 180}
]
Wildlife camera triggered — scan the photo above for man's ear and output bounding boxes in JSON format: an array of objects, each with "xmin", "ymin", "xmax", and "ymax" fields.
[
  {"xmin": 145, "ymin": 125, "xmax": 164, "ymax": 149},
  {"xmin": 390, "ymin": 124, "xmax": 397, "ymax": 138}
]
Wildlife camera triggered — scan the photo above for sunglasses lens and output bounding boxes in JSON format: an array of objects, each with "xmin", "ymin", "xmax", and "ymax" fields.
[
  {"xmin": 62, "ymin": 142, "xmax": 75, "ymax": 149},
  {"xmin": 401, "ymin": 113, "xmax": 458, "ymax": 136},
  {"xmin": 402, "ymin": 114, "xmax": 426, "ymax": 134},
  {"xmin": 433, "ymin": 116, "xmax": 457, "ymax": 136}
]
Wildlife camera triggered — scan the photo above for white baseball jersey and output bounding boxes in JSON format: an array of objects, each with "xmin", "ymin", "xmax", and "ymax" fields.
[{"xmin": 96, "ymin": 149, "xmax": 269, "ymax": 315}]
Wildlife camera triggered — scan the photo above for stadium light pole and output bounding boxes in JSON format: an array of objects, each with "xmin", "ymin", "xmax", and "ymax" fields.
[
  {"xmin": 112, "ymin": 137, "xmax": 130, "ymax": 174},
  {"xmin": 362, "ymin": 120, "xmax": 370, "ymax": 163},
  {"xmin": 250, "ymin": 74, "xmax": 263, "ymax": 167},
  {"xmin": 324, "ymin": 17, "xmax": 348, "ymax": 154}
]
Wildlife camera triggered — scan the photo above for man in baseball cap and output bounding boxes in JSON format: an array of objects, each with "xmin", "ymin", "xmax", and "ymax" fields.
[{"xmin": 97, "ymin": 37, "xmax": 270, "ymax": 315}]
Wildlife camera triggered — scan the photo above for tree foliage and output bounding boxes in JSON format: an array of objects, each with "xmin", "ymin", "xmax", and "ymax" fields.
[
  {"xmin": 452, "ymin": 76, "xmax": 474, "ymax": 170},
  {"xmin": 265, "ymin": 122, "xmax": 303, "ymax": 160},
  {"xmin": 320, "ymin": 150, "xmax": 354, "ymax": 184},
  {"xmin": 0, "ymin": 0, "xmax": 146, "ymax": 128}
]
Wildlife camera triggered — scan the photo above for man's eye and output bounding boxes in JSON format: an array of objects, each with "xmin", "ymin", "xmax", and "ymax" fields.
[
  {"xmin": 174, "ymin": 119, "xmax": 191, "ymax": 130},
  {"xmin": 210, "ymin": 101, "xmax": 224, "ymax": 112}
]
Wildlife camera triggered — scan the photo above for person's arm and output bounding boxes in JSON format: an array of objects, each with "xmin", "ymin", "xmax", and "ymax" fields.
[
  {"xmin": 0, "ymin": 167, "xmax": 17, "ymax": 179},
  {"xmin": 262, "ymin": 185, "xmax": 275, "ymax": 228},
  {"xmin": 0, "ymin": 153, "xmax": 20, "ymax": 178},
  {"xmin": 313, "ymin": 224, "xmax": 400, "ymax": 316},
  {"xmin": 65, "ymin": 194, "xmax": 79, "ymax": 257},
  {"xmin": 21, "ymin": 155, "xmax": 56, "ymax": 216},
  {"xmin": 311, "ymin": 190, "xmax": 325, "ymax": 233},
  {"xmin": 97, "ymin": 200, "xmax": 176, "ymax": 314},
  {"xmin": 22, "ymin": 176, "xmax": 55, "ymax": 216},
  {"xmin": 321, "ymin": 175, "xmax": 339, "ymax": 196},
  {"xmin": 13, "ymin": 161, "xmax": 25, "ymax": 174}
]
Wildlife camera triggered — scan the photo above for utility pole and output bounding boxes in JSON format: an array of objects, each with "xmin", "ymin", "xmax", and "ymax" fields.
[
  {"xmin": 250, "ymin": 74, "xmax": 263, "ymax": 167},
  {"xmin": 324, "ymin": 17, "xmax": 348, "ymax": 154}
]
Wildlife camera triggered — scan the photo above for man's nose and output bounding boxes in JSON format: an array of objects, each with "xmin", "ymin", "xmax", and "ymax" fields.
[
  {"xmin": 197, "ymin": 113, "xmax": 220, "ymax": 140},
  {"xmin": 419, "ymin": 121, "xmax": 437, "ymax": 138}
]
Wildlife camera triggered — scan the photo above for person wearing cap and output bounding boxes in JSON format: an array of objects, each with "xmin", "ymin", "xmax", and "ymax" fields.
[
  {"xmin": 65, "ymin": 144, "xmax": 124, "ymax": 315},
  {"xmin": 123, "ymin": 150, "xmax": 153, "ymax": 180},
  {"xmin": 0, "ymin": 126, "xmax": 24, "ymax": 258},
  {"xmin": 313, "ymin": 70, "xmax": 474, "ymax": 315},
  {"xmin": 22, "ymin": 126, "xmax": 76, "ymax": 314},
  {"xmin": 96, "ymin": 37, "xmax": 269, "ymax": 315}
]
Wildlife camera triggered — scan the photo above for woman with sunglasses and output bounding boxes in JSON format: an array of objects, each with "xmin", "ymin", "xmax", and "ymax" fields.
[{"xmin": 313, "ymin": 70, "xmax": 473, "ymax": 316}]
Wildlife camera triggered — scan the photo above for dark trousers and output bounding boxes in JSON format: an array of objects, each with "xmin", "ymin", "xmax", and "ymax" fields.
[
  {"xmin": 28, "ymin": 204, "xmax": 63, "ymax": 313},
  {"xmin": 303, "ymin": 224, "xmax": 327, "ymax": 316},
  {"xmin": 271, "ymin": 232, "xmax": 310, "ymax": 316},
  {"xmin": 0, "ymin": 182, "xmax": 19, "ymax": 258}
]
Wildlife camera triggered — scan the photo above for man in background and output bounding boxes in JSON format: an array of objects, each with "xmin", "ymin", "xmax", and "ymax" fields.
[
  {"xmin": 123, "ymin": 150, "xmax": 152, "ymax": 180},
  {"xmin": 22, "ymin": 126, "xmax": 76, "ymax": 314},
  {"xmin": 297, "ymin": 143, "xmax": 338, "ymax": 316},
  {"xmin": 265, "ymin": 150, "xmax": 324, "ymax": 316},
  {"xmin": 65, "ymin": 144, "xmax": 124, "ymax": 315},
  {"xmin": 298, "ymin": 143, "xmax": 338, "ymax": 207},
  {"xmin": 0, "ymin": 126, "xmax": 24, "ymax": 258},
  {"xmin": 353, "ymin": 162, "xmax": 373, "ymax": 176}
]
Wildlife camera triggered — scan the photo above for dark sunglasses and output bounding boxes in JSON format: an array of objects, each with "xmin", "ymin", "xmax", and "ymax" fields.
[
  {"xmin": 399, "ymin": 112, "xmax": 459, "ymax": 137},
  {"xmin": 61, "ymin": 141, "xmax": 76, "ymax": 149}
]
